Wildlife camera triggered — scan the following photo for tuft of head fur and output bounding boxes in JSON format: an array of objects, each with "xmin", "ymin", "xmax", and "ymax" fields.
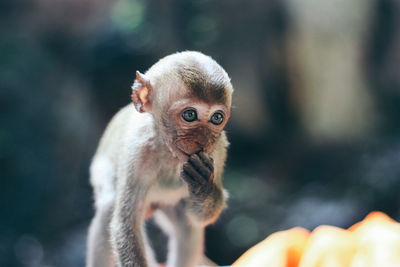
[{"xmin": 177, "ymin": 63, "xmax": 229, "ymax": 104}]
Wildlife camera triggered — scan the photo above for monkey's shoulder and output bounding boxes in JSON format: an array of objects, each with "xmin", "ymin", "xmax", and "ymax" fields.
[
  {"xmin": 119, "ymin": 104, "xmax": 155, "ymax": 136},
  {"xmin": 92, "ymin": 104, "xmax": 161, "ymax": 177},
  {"xmin": 94, "ymin": 105, "xmax": 153, "ymax": 154}
]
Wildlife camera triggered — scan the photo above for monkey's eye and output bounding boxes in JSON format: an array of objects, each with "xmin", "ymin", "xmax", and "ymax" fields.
[
  {"xmin": 210, "ymin": 112, "xmax": 224, "ymax": 125},
  {"xmin": 182, "ymin": 109, "xmax": 197, "ymax": 122}
]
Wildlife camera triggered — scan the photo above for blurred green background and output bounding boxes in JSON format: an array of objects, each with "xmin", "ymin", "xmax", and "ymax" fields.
[{"xmin": 1, "ymin": 0, "xmax": 400, "ymax": 266}]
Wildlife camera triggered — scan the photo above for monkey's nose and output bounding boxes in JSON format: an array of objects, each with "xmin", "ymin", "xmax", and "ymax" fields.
[
  {"xmin": 190, "ymin": 145, "xmax": 202, "ymax": 154},
  {"xmin": 195, "ymin": 141, "xmax": 204, "ymax": 147},
  {"xmin": 195, "ymin": 140, "xmax": 207, "ymax": 150},
  {"xmin": 185, "ymin": 141, "xmax": 204, "ymax": 155}
]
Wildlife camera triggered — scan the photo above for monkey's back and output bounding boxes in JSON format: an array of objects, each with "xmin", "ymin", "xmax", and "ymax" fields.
[{"xmin": 89, "ymin": 104, "xmax": 155, "ymax": 207}]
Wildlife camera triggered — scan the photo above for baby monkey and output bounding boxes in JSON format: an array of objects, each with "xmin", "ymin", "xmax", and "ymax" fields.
[{"xmin": 86, "ymin": 51, "xmax": 233, "ymax": 267}]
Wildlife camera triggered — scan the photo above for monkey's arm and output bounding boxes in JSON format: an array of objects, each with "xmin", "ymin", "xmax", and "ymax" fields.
[
  {"xmin": 181, "ymin": 151, "xmax": 227, "ymax": 226},
  {"xmin": 110, "ymin": 177, "xmax": 148, "ymax": 267}
]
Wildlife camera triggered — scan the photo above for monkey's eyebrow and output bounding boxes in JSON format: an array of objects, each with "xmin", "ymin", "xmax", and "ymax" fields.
[{"xmin": 182, "ymin": 106, "xmax": 197, "ymax": 110}]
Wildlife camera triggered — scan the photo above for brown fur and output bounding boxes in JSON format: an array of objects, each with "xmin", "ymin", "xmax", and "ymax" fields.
[{"xmin": 177, "ymin": 64, "xmax": 229, "ymax": 104}]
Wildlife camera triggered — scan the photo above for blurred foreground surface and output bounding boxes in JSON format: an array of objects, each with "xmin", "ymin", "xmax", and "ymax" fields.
[
  {"xmin": 233, "ymin": 212, "xmax": 400, "ymax": 267},
  {"xmin": 1, "ymin": 0, "xmax": 400, "ymax": 266}
]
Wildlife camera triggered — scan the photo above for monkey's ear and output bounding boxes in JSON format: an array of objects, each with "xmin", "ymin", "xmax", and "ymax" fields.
[{"xmin": 131, "ymin": 71, "xmax": 153, "ymax": 113}]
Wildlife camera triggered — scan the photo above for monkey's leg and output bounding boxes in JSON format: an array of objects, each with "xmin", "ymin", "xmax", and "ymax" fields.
[
  {"xmin": 110, "ymin": 182, "xmax": 149, "ymax": 267},
  {"xmin": 86, "ymin": 202, "xmax": 114, "ymax": 267},
  {"xmin": 142, "ymin": 223, "xmax": 160, "ymax": 267},
  {"xmin": 154, "ymin": 204, "xmax": 204, "ymax": 267}
]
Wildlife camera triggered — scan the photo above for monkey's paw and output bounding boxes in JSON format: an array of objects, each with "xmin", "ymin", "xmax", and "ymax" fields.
[{"xmin": 181, "ymin": 151, "xmax": 215, "ymax": 197}]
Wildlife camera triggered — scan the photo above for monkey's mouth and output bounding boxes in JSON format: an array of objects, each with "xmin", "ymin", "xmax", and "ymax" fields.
[
  {"xmin": 177, "ymin": 147, "xmax": 190, "ymax": 159},
  {"xmin": 169, "ymin": 139, "xmax": 213, "ymax": 161}
]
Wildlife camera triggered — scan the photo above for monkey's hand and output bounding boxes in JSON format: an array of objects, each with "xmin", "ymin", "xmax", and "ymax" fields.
[
  {"xmin": 181, "ymin": 152, "xmax": 225, "ymax": 225},
  {"xmin": 181, "ymin": 151, "xmax": 215, "ymax": 198}
]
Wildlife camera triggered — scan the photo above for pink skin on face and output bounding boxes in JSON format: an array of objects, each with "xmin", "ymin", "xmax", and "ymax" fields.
[
  {"xmin": 165, "ymin": 99, "xmax": 230, "ymax": 161},
  {"xmin": 167, "ymin": 141, "xmax": 190, "ymax": 162}
]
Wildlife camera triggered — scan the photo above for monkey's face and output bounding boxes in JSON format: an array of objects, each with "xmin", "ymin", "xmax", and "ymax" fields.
[
  {"xmin": 162, "ymin": 98, "xmax": 230, "ymax": 161},
  {"xmin": 131, "ymin": 52, "xmax": 233, "ymax": 160}
]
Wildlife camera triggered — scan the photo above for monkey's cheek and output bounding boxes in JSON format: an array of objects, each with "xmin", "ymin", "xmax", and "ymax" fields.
[
  {"xmin": 175, "ymin": 150, "xmax": 189, "ymax": 162},
  {"xmin": 166, "ymin": 142, "xmax": 189, "ymax": 162}
]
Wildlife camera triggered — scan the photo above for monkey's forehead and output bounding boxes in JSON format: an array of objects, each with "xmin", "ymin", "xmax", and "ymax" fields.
[
  {"xmin": 176, "ymin": 65, "xmax": 232, "ymax": 105},
  {"xmin": 147, "ymin": 51, "xmax": 233, "ymax": 104}
]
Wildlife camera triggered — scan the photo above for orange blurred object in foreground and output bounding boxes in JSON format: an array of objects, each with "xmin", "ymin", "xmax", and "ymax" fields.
[{"xmin": 233, "ymin": 212, "xmax": 400, "ymax": 267}]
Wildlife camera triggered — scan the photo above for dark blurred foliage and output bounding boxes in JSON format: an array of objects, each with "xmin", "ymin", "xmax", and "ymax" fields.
[{"xmin": 1, "ymin": 0, "xmax": 400, "ymax": 266}]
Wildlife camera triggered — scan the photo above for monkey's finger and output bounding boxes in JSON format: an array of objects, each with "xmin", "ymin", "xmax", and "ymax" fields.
[
  {"xmin": 181, "ymin": 171, "xmax": 204, "ymax": 195},
  {"xmin": 183, "ymin": 162, "xmax": 206, "ymax": 185},
  {"xmin": 198, "ymin": 151, "xmax": 214, "ymax": 172},
  {"xmin": 182, "ymin": 162, "xmax": 206, "ymax": 185},
  {"xmin": 189, "ymin": 154, "xmax": 212, "ymax": 180},
  {"xmin": 181, "ymin": 170, "xmax": 198, "ymax": 189},
  {"xmin": 181, "ymin": 171, "xmax": 203, "ymax": 195}
]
